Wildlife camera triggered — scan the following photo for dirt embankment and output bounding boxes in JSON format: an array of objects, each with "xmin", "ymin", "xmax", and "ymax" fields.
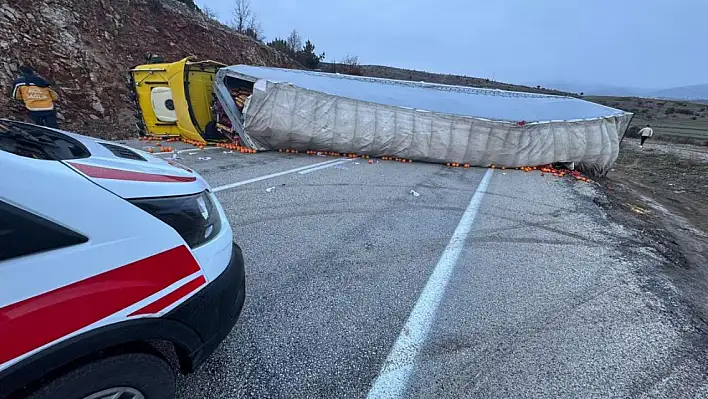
[
  {"xmin": 0, "ymin": 0, "xmax": 298, "ymax": 139},
  {"xmin": 600, "ymin": 138, "xmax": 708, "ymax": 323}
]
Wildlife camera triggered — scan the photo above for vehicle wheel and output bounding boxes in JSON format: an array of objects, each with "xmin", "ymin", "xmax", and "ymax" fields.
[{"xmin": 27, "ymin": 352, "xmax": 175, "ymax": 399}]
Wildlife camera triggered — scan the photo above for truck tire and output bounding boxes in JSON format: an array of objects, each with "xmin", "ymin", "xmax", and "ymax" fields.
[{"xmin": 27, "ymin": 352, "xmax": 175, "ymax": 399}]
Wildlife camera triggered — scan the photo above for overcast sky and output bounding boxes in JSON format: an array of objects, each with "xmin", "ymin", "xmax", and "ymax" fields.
[{"xmin": 196, "ymin": 0, "xmax": 706, "ymax": 90}]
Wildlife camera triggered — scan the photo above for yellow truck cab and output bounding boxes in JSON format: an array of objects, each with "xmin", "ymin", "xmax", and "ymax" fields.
[{"xmin": 128, "ymin": 57, "xmax": 225, "ymax": 143}]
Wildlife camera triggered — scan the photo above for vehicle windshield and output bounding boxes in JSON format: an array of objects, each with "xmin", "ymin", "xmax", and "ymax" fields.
[{"xmin": 0, "ymin": 120, "xmax": 89, "ymax": 160}]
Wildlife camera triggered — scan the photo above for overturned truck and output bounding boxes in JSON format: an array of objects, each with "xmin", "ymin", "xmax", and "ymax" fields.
[{"xmin": 214, "ymin": 65, "xmax": 632, "ymax": 175}]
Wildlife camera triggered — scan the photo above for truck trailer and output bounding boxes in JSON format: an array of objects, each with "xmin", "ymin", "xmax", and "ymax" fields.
[{"xmin": 131, "ymin": 59, "xmax": 632, "ymax": 174}]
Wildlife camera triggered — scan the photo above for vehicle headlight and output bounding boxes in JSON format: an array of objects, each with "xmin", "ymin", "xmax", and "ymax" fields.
[{"xmin": 130, "ymin": 191, "xmax": 222, "ymax": 248}]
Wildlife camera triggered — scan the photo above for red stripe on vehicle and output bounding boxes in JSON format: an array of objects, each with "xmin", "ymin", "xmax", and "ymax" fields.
[
  {"xmin": 129, "ymin": 275, "xmax": 206, "ymax": 316},
  {"xmin": 0, "ymin": 246, "xmax": 200, "ymax": 366},
  {"xmin": 69, "ymin": 163, "xmax": 196, "ymax": 183}
]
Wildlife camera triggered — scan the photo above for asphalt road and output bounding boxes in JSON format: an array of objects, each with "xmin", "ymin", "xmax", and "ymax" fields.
[{"xmin": 124, "ymin": 141, "xmax": 708, "ymax": 399}]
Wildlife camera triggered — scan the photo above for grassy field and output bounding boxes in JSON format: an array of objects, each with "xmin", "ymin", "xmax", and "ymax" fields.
[{"xmin": 585, "ymin": 96, "xmax": 708, "ymax": 143}]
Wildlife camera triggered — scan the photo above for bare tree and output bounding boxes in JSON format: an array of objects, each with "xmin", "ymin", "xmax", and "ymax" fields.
[
  {"xmin": 245, "ymin": 14, "xmax": 265, "ymax": 41},
  {"xmin": 202, "ymin": 5, "xmax": 219, "ymax": 20},
  {"xmin": 338, "ymin": 53, "xmax": 361, "ymax": 76},
  {"xmin": 231, "ymin": 0, "xmax": 252, "ymax": 33},
  {"xmin": 229, "ymin": 0, "xmax": 264, "ymax": 41},
  {"xmin": 286, "ymin": 29, "xmax": 303, "ymax": 53},
  {"xmin": 340, "ymin": 53, "xmax": 359, "ymax": 67}
]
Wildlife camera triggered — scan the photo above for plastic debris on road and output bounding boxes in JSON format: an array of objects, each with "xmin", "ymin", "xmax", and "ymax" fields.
[
  {"xmin": 198, "ymin": 157, "xmax": 212, "ymax": 161},
  {"xmin": 629, "ymin": 204, "xmax": 649, "ymax": 215},
  {"xmin": 265, "ymin": 187, "xmax": 276, "ymax": 193},
  {"xmin": 410, "ymin": 190, "xmax": 420, "ymax": 197}
]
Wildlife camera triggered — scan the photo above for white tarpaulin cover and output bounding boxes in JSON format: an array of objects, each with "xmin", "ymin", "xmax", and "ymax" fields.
[{"xmin": 214, "ymin": 65, "xmax": 632, "ymax": 175}]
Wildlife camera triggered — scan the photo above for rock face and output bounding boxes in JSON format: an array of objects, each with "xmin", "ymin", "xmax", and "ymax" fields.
[{"xmin": 0, "ymin": 0, "xmax": 297, "ymax": 139}]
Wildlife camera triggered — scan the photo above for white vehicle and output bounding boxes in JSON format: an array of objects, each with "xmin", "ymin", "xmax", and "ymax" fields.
[{"xmin": 0, "ymin": 120, "xmax": 245, "ymax": 399}]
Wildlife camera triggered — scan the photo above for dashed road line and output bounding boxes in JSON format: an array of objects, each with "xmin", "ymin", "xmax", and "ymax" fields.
[
  {"xmin": 298, "ymin": 160, "xmax": 350, "ymax": 174},
  {"xmin": 212, "ymin": 158, "xmax": 350, "ymax": 193},
  {"xmin": 153, "ymin": 147, "xmax": 222, "ymax": 156}
]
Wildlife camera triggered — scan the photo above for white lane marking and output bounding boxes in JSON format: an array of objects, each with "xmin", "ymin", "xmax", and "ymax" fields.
[
  {"xmin": 178, "ymin": 147, "xmax": 220, "ymax": 154},
  {"xmin": 153, "ymin": 147, "xmax": 223, "ymax": 156},
  {"xmin": 366, "ymin": 168, "xmax": 494, "ymax": 399},
  {"xmin": 212, "ymin": 158, "xmax": 348, "ymax": 193},
  {"xmin": 151, "ymin": 147, "xmax": 222, "ymax": 156},
  {"xmin": 298, "ymin": 159, "xmax": 350, "ymax": 174}
]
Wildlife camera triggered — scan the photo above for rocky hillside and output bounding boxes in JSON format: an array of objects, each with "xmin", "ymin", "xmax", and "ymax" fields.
[{"xmin": 0, "ymin": 0, "xmax": 298, "ymax": 139}]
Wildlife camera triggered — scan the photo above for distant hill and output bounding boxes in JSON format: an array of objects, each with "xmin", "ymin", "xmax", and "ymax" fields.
[
  {"xmin": 345, "ymin": 65, "xmax": 576, "ymax": 96},
  {"xmin": 531, "ymin": 81, "xmax": 654, "ymax": 97},
  {"xmin": 535, "ymin": 81, "xmax": 708, "ymax": 102},
  {"xmin": 649, "ymin": 84, "xmax": 708, "ymax": 101}
]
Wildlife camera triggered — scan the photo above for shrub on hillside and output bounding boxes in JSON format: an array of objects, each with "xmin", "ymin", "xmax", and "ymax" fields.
[
  {"xmin": 176, "ymin": 0, "xmax": 198, "ymax": 9},
  {"xmin": 148, "ymin": 0, "xmax": 163, "ymax": 12},
  {"xmin": 267, "ymin": 38, "xmax": 289, "ymax": 54},
  {"xmin": 337, "ymin": 54, "xmax": 361, "ymax": 76},
  {"xmin": 267, "ymin": 31, "xmax": 325, "ymax": 69},
  {"xmin": 625, "ymin": 126, "xmax": 641, "ymax": 138},
  {"xmin": 675, "ymin": 108, "xmax": 695, "ymax": 115},
  {"xmin": 665, "ymin": 107, "xmax": 676, "ymax": 114},
  {"xmin": 202, "ymin": 6, "xmax": 219, "ymax": 19}
]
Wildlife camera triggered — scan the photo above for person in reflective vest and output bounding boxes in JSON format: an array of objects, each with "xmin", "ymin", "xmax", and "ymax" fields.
[{"xmin": 12, "ymin": 65, "xmax": 60, "ymax": 128}]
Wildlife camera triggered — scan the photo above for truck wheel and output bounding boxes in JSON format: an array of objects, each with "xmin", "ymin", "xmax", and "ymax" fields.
[{"xmin": 27, "ymin": 352, "xmax": 175, "ymax": 399}]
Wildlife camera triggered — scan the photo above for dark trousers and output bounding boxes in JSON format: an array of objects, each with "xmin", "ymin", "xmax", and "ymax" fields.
[
  {"xmin": 640, "ymin": 136, "xmax": 649, "ymax": 145},
  {"xmin": 29, "ymin": 111, "xmax": 59, "ymax": 128}
]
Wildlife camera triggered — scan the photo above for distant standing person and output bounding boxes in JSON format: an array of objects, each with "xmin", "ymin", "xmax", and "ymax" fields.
[
  {"xmin": 11, "ymin": 65, "xmax": 59, "ymax": 128},
  {"xmin": 638, "ymin": 124, "xmax": 653, "ymax": 148}
]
